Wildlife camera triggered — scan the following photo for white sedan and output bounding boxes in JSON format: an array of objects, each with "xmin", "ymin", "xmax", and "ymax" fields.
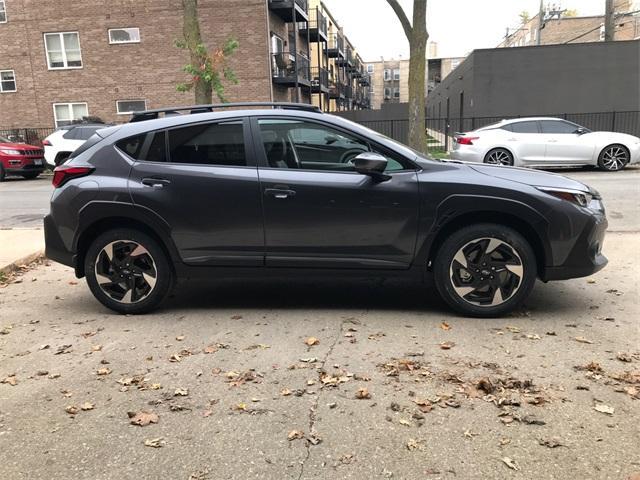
[
  {"xmin": 451, "ymin": 117, "xmax": 640, "ymax": 171},
  {"xmin": 43, "ymin": 124, "xmax": 106, "ymax": 168}
]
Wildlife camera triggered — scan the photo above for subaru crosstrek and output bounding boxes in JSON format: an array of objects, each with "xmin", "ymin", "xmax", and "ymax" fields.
[{"xmin": 44, "ymin": 103, "xmax": 608, "ymax": 317}]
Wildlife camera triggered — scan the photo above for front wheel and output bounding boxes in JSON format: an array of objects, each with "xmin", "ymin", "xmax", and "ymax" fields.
[
  {"xmin": 433, "ymin": 224, "xmax": 537, "ymax": 317},
  {"xmin": 21, "ymin": 172, "xmax": 40, "ymax": 180},
  {"xmin": 84, "ymin": 229, "xmax": 173, "ymax": 314},
  {"xmin": 598, "ymin": 144, "xmax": 629, "ymax": 171}
]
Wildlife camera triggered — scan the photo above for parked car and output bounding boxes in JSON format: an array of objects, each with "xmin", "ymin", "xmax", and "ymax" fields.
[
  {"xmin": 0, "ymin": 135, "xmax": 46, "ymax": 181},
  {"xmin": 45, "ymin": 103, "xmax": 608, "ymax": 317},
  {"xmin": 452, "ymin": 117, "xmax": 640, "ymax": 171},
  {"xmin": 43, "ymin": 124, "xmax": 108, "ymax": 168}
]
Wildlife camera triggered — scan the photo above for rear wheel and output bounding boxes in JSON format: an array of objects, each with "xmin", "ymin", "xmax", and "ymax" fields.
[
  {"xmin": 598, "ymin": 144, "xmax": 629, "ymax": 171},
  {"xmin": 84, "ymin": 229, "xmax": 173, "ymax": 314},
  {"xmin": 484, "ymin": 148, "xmax": 514, "ymax": 166},
  {"xmin": 434, "ymin": 224, "xmax": 537, "ymax": 317},
  {"xmin": 21, "ymin": 172, "xmax": 40, "ymax": 180}
]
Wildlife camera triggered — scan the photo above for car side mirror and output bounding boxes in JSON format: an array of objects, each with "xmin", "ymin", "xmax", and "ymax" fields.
[
  {"xmin": 325, "ymin": 135, "xmax": 338, "ymax": 145},
  {"xmin": 575, "ymin": 127, "xmax": 587, "ymax": 135},
  {"xmin": 353, "ymin": 152, "xmax": 390, "ymax": 181}
]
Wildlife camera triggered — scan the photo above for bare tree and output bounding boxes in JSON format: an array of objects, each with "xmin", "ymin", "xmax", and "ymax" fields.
[{"xmin": 386, "ymin": 0, "xmax": 428, "ymax": 152}]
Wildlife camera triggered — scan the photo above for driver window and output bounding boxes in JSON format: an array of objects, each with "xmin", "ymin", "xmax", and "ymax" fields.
[{"xmin": 258, "ymin": 119, "xmax": 369, "ymax": 171}]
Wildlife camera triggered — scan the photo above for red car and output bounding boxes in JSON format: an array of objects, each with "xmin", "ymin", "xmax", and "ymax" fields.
[{"xmin": 0, "ymin": 135, "xmax": 46, "ymax": 181}]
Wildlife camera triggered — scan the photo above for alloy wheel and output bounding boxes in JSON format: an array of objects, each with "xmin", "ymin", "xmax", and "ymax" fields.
[
  {"xmin": 94, "ymin": 240, "xmax": 158, "ymax": 304},
  {"xmin": 601, "ymin": 146, "xmax": 628, "ymax": 171},
  {"xmin": 449, "ymin": 237, "xmax": 524, "ymax": 307},
  {"xmin": 485, "ymin": 149, "xmax": 512, "ymax": 166}
]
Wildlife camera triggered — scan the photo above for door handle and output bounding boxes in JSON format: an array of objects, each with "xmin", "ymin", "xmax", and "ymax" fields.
[
  {"xmin": 547, "ymin": 139, "xmax": 558, "ymax": 143},
  {"xmin": 142, "ymin": 177, "xmax": 171, "ymax": 188},
  {"xmin": 265, "ymin": 188, "xmax": 296, "ymax": 199}
]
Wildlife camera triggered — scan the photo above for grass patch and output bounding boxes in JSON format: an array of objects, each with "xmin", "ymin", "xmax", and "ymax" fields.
[{"xmin": 426, "ymin": 147, "xmax": 450, "ymax": 159}]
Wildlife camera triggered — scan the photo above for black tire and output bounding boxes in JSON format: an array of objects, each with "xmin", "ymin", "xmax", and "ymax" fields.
[
  {"xmin": 84, "ymin": 228, "xmax": 173, "ymax": 314},
  {"xmin": 0, "ymin": 164, "xmax": 5, "ymax": 182},
  {"xmin": 597, "ymin": 144, "xmax": 629, "ymax": 171},
  {"xmin": 434, "ymin": 223, "xmax": 537, "ymax": 317},
  {"xmin": 484, "ymin": 148, "xmax": 514, "ymax": 166},
  {"xmin": 21, "ymin": 172, "xmax": 40, "ymax": 180}
]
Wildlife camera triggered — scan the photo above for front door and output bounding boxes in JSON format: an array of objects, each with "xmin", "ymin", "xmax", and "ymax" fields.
[
  {"xmin": 126, "ymin": 118, "xmax": 264, "ymax": 266},
  {"xmin": 538, "ymin": 120, "xmax": 595, "ymax": 164},
  {"xmin": 252, "ymin": 117, "xmax": 420, "ymax": 269}
]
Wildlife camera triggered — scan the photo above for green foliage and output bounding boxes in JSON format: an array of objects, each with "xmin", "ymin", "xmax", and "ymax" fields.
[
  {"xmin": 175, "ymin": 37, "xmax": 239, "ymax": 103},
  {"xmin": 519, "ymin": 10, "xmax": 531, "ymax": 25}
]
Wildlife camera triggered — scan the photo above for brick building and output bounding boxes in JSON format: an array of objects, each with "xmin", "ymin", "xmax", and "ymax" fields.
[
  {"xmin": 498, "ymin": 0, "xmax": 640, "ymax": 48},
  {"xmin": 0, "ymin": 0, "xmax": 369, "ymax": 130}
]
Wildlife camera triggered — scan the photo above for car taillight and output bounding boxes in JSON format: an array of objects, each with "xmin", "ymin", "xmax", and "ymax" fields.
[
  {"xmin": 52, "ymin": 165, "xmax": 94, "ymax": 188},
  {"xmin": 42, "ymin": 139, "xmax": 52, "ymax": 146},
  {"xmin": 456, "ymin": 136, "xmax": 479, "ymax": 145}
]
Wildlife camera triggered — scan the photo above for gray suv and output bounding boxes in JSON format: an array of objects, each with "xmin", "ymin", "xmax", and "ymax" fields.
[{"xmin": 44, "ymin": 103, "xmax": 608, "ymax": 317}]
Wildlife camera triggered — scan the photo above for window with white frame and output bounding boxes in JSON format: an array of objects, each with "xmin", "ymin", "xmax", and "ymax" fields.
[
  {"xmin": 366, "ymin": 64, "xmax": 374, "ymax": 73},
  {"xmin": 393, "ymin": 68, "xmax": 400, "ymax": 80},
  {"xmin": 383, "ymin": 69, "xmax": 391, "ymax": 81},
  {"xmin": 53, "ymin": 103, "xmax": 88, "ymax": 127},
  {"xmin": 393, "ymin": 87, "xmax": 400, "ymax": 98},
  {"xmin": 116, "ymin": 99, "xmax": 146, "ymax": 114},
  {"xmin": 0, "ymin": 70, "xmax": 16, "ymax": 92},
  {"xmin": 0, "ymin": 0, "xmax": 7, "ymax": 23},
  {"xmin": 108, "ymin": 28, "xmax": 141, "ymax": 44},
  {"xmin": 383, "ymin": 87, "xmax": 391, "ymax": 99},
  {"xmin": 44, "ymin": 32, "xmax": 82, "ymax": 69}
]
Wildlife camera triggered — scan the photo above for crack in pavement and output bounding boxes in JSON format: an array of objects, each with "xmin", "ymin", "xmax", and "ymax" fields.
[{"xmin": 296, "ymin": 313, "xmax": 363, "ymax": 480}]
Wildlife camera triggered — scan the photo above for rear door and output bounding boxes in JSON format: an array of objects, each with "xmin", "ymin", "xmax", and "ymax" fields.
[
  {"xmin": 126, "ymin": 118, "xmax": 264, "ymax": 266},
  {"xmin": 504, "ymin": 120, "xmax": 546, "ymax": 163},
  {"xmin": 538, "ymin": 120, "xmax": 595, "ymax": 164},
  {"xmin": 252, "ymin": 117, "xmax": 420, "ymax": 269}
]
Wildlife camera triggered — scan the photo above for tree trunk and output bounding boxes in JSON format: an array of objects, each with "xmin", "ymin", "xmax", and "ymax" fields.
[
  {"xmin": 182, "ymin": 0, "xmax": 212, "ymax": 104},
  {"xmin": 408, "ymin": 0, "xmax": 428, "ymax": 152}
]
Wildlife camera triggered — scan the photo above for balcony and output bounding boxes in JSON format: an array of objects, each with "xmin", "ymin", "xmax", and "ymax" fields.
[
  {"xmin": 359, "ymin": 73, "xmax": 371, "ymax": 86},
  {"xmin": 268, "ymin": 0, "xmax": 308, "ymax": 22},
  {"xmin": 328, "ymin": 80, "xmax": 343, "ymax": 99},
  {"xmin": 327, "ymin": 33, "xmax": 344, "ymax": 58},
  {"xmin": 310, "ymin": 67, "xmax": 329, "ymax": 93},
  {"xmin": 298, "ymin": 7, "xmax": 328, "ymax": 42},
  {"xmin": 272, "ymin": 52, "xmax": 310, "ymax": 87},
  {"xmin": 343, "ymin": 84, "xmax": 353, "ymax": 99}
]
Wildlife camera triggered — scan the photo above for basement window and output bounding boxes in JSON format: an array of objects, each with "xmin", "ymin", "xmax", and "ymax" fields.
[
  {"xmin": 108, "ymin": 28, "xmax": 141, "ymax": 44},
  {"xmin": 116, "ymin": 100, "xmax": 147, "ymax": 115},
  {"xmin": 53, "ymin": 102, "xmax": 88, "ymax": 127},
  {"xmin": 0, "ymin": 70, "xmax": 16, "ymax": 92}
]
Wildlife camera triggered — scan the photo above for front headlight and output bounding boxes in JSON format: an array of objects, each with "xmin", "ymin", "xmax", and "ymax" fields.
[
  {"xmin": 537, "ymin": 187, "xmax": 603, "ymax": 212},
  {"xmin": 0, "ymin": 148, "xmax": 23, "ymax": 155}
]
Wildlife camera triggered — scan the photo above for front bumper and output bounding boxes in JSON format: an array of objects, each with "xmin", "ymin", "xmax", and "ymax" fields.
[
  {"xmin": 629, "ymin": 143, "xmax": 640, "ymax": 165},
  {"xmin": 5, "ymin": 164, "xmax": 45, "ymax": 174},
  {"xmin": 542, "ymin": 212, "xmax": 608, "ymax": 281}
]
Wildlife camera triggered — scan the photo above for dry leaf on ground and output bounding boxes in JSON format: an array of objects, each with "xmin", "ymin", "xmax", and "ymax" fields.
[
  {"xmin": 594, "ymin": 404, "xmax": 614, "ymax": 415},
  {"xmin": 304, "ymin": 337, "xmax": 320, "ymax": 346},
  {"xmin": 575, "ymin": 336, "xmax": 594, "ymax": 344},
  {"xmin": 440, "ymin": 322, "xmax": 451, "ymax": 330},
  {"xmin": 439, "ymin": 341, "xmax": 455, "ymax": 350},
  {"xmin": 502, "ymin": 457, "xmax": 520, "ymax": 471},
  {"xmin": 1, "ymin": 375, "xmax": 17, "ymax": 386},
  {"xmin": 129, "ymin": 411, "xmax": 159, "ymax": 426},
  {"xmin": 355, "ymin": 387, "xmax": 371, "ymax": 399},
  {"xmin": 288, "ymin": 430, "xmax": 304, "ymax": 440},
  {"xmin": 144, "ymin": 437, "xmax": 165, "ymax": 448},
  {"xmin": 96, "ymin": 368, "xmax": 111, "ymax": 376},
  {"xmin": 65, "ymin": 405, "xmax": 79, "ymax": 415}
]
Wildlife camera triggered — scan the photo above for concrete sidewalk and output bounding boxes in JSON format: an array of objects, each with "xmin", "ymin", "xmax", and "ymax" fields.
[{"xmin": 0, "ymin": 228, "xmax": 45, "ymax": 274}]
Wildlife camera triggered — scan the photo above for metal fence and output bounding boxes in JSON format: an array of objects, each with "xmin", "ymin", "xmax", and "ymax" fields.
[
  {"xmin": 0, "ymin": 127, "xmax": 55, "ymax": 145},
  {"xmin": 357, "ymin": 111, "xmax": 640, "ymax": 152}
]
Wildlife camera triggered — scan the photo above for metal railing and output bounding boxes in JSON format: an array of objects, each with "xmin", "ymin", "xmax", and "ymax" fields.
[
  {"xmin": 271, "ymin": 52, "xmax": 310, "ymax": 82},
  {"xmin": 310, "ymin": 67, "xmax": 329, "ymax": 90},
  {"xmin": 328, "ymin": 33, "xmax": 344, "ymax": 54},
  {"xmin": 269, "ymin": 0, "xmax": 308, "ymax": 12},
  {"xmin": 309, "ymin": 7, "xmax": 327, "ymax": 37},
  {"xmin": 0, "ymin": 127, "xmax": 55, "ymax": 145}
]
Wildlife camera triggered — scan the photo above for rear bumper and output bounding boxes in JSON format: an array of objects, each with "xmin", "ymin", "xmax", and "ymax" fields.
[
  {"xmin": 44, "ymin": 214, "xmax": 76, "ymax": 270},
  {"xmin": 450, "ymin": 148, "xmax": 482, "ymax": 163},
  {"xmin": 542, "ymin": 213, "xmax": 608, "ymax": 281}
]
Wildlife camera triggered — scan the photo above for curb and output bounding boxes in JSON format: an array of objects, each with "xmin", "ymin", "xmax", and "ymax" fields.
[{"xmin": 0, "ymin": 250, "xmax": 45, "ymax": 276}]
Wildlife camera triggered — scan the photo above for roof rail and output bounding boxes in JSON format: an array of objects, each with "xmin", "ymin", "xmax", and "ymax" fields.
[{"xmin": 130, "ymin": 102, "xmax": 322, "ymax": 122}]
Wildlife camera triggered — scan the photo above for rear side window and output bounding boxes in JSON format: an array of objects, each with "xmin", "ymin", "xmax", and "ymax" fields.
[
  {"xmin": 507, "ymin": 121, "xmax": 540, "ymax": 134},
  {"xmin": 539, "ymin": 120, "xmax": 579, "ymax": 134},
  {"xmin": 116, "ymin": 131, "xmax": 167, "ymax": 162},
  {"xmin": 168, "ymin": 121, "xmax": 246, "ymax": 166}
]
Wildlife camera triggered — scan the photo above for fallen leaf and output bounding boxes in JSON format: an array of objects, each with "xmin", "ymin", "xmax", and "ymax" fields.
[
  {"xmin": 575, "ymin": 336, "xmax": 594, "ymax": 344},
  {"xmin": 440, "ymin": 322, "xmax": 451, "ymax": 330},
  {"xmin": 231, "ymin": 315, "xmax": 243, "ymax": 320},
  {"xmin": 594, "ymin": 404, "xmax": 614, "ymax": 415},
  {"xmin": 91, "ymin": 345, "xmax": 102, "ymax": 352},
  {"xmin": 288, "ymin": 430, "xmax": 304, "ymax": 441},
  {"xmin": 355, "ymin": 387, "xmax": 371, "ymax": 399},
  {"xmin": 539, "ymin": 437, "xmax": 563, "ymax": 448},
  {"xmin": 234, "ymin": 403, "xmax": 247, "ymax": 411},
  {"xmin": 176, "ymin": 335, "xmax": 185, "ymax": 341},
  {"xmin": 203, "ymin": 345, "xmax": 217, "ymax": 354},
  {"xmin": 399, "ymin": 419, "xmax": 411, "ymax": 426},
  {"xmin": 439, "ymin": 341, "xmax": 455, "ymax": 350},
  {"xmin": 174, "ymin": 388, "xmax": 189, "ymax": 396},
  {"xmin": 68, "ymin": 280, "xmax": 78, "ymax": 285},
  {"xmin": 80, "ymin": 402, "xmax": 95, "ymax": 411},
  {"xmin": 169, "ymin": 354, "xmax": 181, "ymax": 362},
  {"xmin": 54, "ymin": 344, "xmax": 72, "ymax": 355},
  {"xmin": 502, "ymin": 457, "xmax": 520, "ymax": 471},
  {"xmin": 144, "ymin": 437, "xmax": 165, "ymax": 448},
  {"xmin": 39, "ymin": 344, "xmax": 50, "ymax": 350},
  {"xmin": 129, "ymin": 411, "xmax": 159, "ymax": 426},
  {"xmin": 463, "ymin": 430, "xmax": 478, "ymax": 438},
  {"xmin": 203, "ymin": 409, "xmax": 213, "ymax": 418},
  {"xmin": 281, "ymin": 388, "xmax": 292, "ymax": 396},
  {"xmin": 617, "ymin": 352, "xmax": 633, "ymax": 363},
  {"xmin": 65, "ymin": 405, "xmax": 79, "ymax": 415},
  {"xmin": 1, "ymin": 375, "xmax": 17, "ymax": 386},
  {"xmin": 304, "ymin": 337, "xmax": 320, "ymax": 346},
  {"xmin": 96, "ymin": 368, "xmax": 111, "ymax": 376},
  {"xmin": 406, "ymin": 438, "xmax": 423, "ymax": 451}
]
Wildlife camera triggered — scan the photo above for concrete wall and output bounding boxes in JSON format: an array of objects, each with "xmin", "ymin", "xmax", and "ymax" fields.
[{"xmin": 426, "ymin": 40, "xmax": 640, "ymax": 119}]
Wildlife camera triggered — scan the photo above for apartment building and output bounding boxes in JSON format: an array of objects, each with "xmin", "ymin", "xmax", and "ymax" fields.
[
  {"xmin": 306, "ymin": 0, "xmax": 371, "ymax": 112},
  {"xmin": 366, "ymin": 54, "xmax": 463, "ymax": 110},
  {"xmin": 0, "ymin": 0, "xmax": 368, "ymax": 130},
  {"xmin": 498, "ymin": 0, "xmax": 640, "ymax": 48}
]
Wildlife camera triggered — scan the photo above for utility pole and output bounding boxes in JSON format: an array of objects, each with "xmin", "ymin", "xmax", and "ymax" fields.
[
  {"xmin": 537, "ymin": 0, "xmax": 544, "ymax": 45},
  {"xmin": 604, "ymin": 0, "xmax": 615, "ymax": 41}
]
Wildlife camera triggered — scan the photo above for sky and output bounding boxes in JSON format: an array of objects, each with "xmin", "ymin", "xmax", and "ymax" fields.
[{"xmin": 321, "ymin": 0, "xmax": 607, "ymax": 60}]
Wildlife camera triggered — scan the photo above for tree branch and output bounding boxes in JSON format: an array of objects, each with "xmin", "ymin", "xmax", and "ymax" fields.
[{"xmin": 386, "ymin": 0, "xmax": 413, "ymax": 42}]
